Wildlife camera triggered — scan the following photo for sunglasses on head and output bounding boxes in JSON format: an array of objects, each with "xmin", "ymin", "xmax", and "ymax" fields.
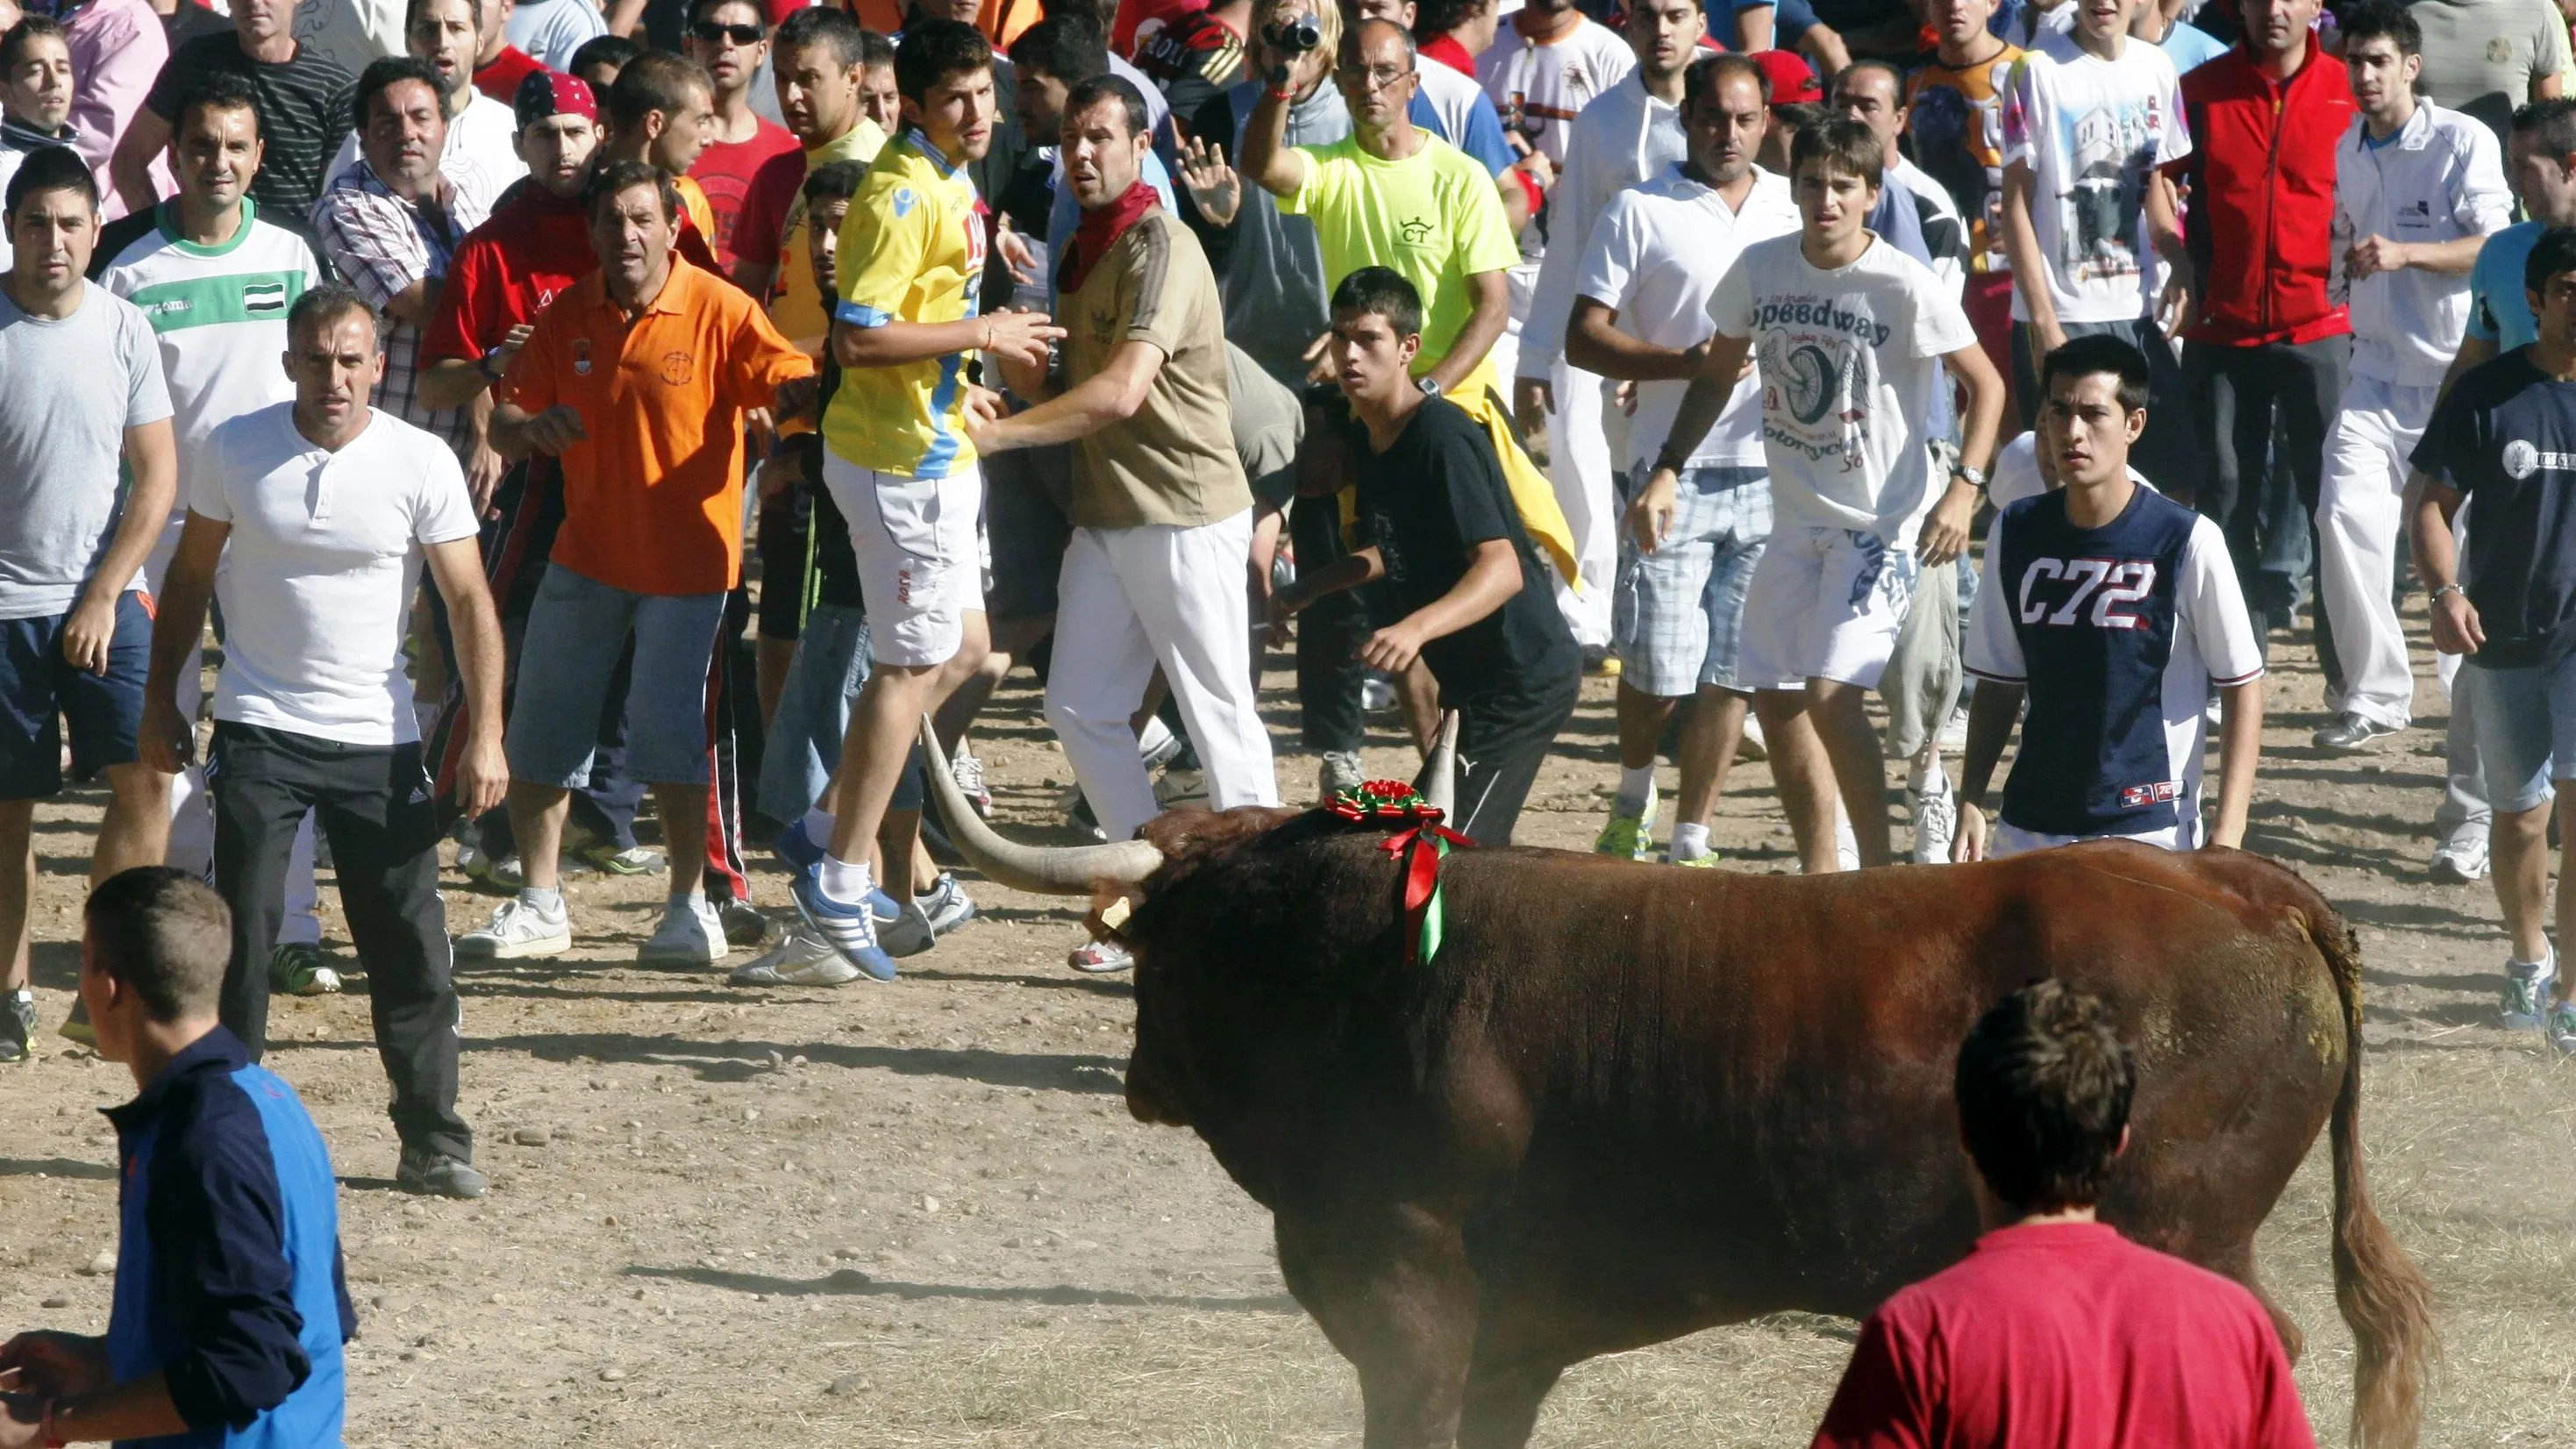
[{"xmin": 689, "ymin": 19, "xmax": 765, "ymax": 44}]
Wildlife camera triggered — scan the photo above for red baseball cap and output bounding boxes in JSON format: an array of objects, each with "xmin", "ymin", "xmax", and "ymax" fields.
[
  {"xmin": 1750, "ymin": 49, "xmax": 1823, "ymax": 105},
  {"xmin": 514, "ymin": 70, "xmax": 598, "ymax": 131}
]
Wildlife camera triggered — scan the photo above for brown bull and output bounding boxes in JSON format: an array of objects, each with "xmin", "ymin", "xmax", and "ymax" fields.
[{"xmin": 920, "ymin": 725, "xmax": 2434, "ymax": 1449}]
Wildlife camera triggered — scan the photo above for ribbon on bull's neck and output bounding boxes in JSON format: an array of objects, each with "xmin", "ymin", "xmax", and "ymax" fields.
[{"xmin": 1328, "ymin": 781, "xmax": 1474, "ymax": 963}]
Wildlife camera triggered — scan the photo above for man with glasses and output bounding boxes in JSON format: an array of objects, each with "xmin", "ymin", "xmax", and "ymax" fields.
[{"xmin": 684, "ymin": 0, "xmax": 796, "ymax": 273}]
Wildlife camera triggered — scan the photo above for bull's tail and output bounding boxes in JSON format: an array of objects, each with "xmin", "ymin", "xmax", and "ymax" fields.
[{"xmin": 2306, "ymin": 907, "xmax": 2437, "ymax": 1448}]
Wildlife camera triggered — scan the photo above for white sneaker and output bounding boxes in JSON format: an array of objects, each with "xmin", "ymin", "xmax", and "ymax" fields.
[
  {"xmin": 1835, "ymin": 815, "xmax": 1861, "ymax": 872},
  {"xmin": 1137, "ymin": 717, "xmax": 1184, "ymax": 772},
  {"xmin": 2430, "ymin": 833, "xmax": 2490, "ymax": 884},
  {"xmin": 457, "ymin": 898, "xmax": 571, "ymax": 959},
  {"xmin": 1735, "ymin": 712, "xmax": 1767, "ymax": 763},
  {"xmin": 1317, "ymin": 750, "xmax": 1365, "ymax": 802},
  {"xmin": 639, "ymin": 898, "xmax": 730, "ymax": 966},
  {"xmin": 950, "ymin": 744, "xmax": 992, "ymax": 818},
  {"xmin": 728, "ymin": 927, "xmax": 861, "ymax": 987},
  {"xmin": 1909, "ymin": 775, "xmax": 1957, "ymax": 866}
]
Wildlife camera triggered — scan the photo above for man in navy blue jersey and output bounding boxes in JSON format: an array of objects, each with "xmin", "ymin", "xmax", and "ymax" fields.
[{"xmin": 1954, "ymin": 334, "xmax": 2268, "ymax": 860}]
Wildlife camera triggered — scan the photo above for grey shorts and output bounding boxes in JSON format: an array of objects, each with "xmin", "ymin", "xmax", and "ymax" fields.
[
  {"xmin": 2461, "ymin": 653, "xmax": 2576, "ymax": 815},
  {"xmin": 1611, "ymin": 465, "xmax": 1771, "ymax": 698},
  {"xmin": 504, "ymin": 564, "xmax": 726, "ymax": 789}
]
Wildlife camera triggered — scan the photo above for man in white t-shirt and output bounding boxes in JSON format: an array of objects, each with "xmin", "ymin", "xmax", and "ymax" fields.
[
  {"xmin": 2311, "ymin": 0, "xmax": 2510, "ymax": 752},
  {"xmin": 1998, "ymin": 0, "xmax": 2198, "ymax": 489},
  {"xmin": 94, "ymin": 75, "xmax": 341, "ymax": 997},
  {"xmin": 1568, "ymin": 53, "xmax": 1797, "ymax": 867},
  {"xmin": 1956, "ymin": 333, "xmax": 2266, "ymax": 860},
  {"xmin": 1649, "ymin": 118, "xmax": 2006, "ymax": 872},
  {"xmin": 142, "ymin": 284, "xmax": 507, "ymax": 1201},
  {"xmin": 0, "ymin": 148, "xmax": 178, "ymax": 1064},
  {"xmin": 328, "ymin": 0, "xmax": 527, "ymax": 214},
  {"xmin": 1507, "ymin": 0, "xmax": 1698, "ymax": 652}
]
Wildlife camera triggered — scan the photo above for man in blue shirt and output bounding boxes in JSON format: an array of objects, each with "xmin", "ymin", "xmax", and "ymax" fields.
[
  {"xmin": 2411, "ymin": 223, "xmax": 2576, "ymax": 1055},
  {"xmin": 0, "ymin": 867, "xmax": 353, "ymax": 1447},
  {"xmin": 1955, "ymin": 334, "xmax": 2267, "ymax": 860}
]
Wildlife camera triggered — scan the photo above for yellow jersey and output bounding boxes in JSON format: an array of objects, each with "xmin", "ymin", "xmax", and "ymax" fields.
[{"xmin": 821, "ymin": 129, "xmax": 989, "ymax": 479}]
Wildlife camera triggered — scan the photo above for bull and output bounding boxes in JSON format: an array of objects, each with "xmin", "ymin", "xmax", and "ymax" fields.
[{"xmin": 920, "ymin": 719, "xmax": 2435, "ymax": 1449}]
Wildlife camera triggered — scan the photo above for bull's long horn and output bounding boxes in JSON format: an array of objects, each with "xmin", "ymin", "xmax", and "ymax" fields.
[
  {"xmin": 917, "ymin": 716, "xmax": 1163, "ymax": 896},
  {"xmin": 1424, "ymin": 710, "xmax": 1459, "ymax": 817}
]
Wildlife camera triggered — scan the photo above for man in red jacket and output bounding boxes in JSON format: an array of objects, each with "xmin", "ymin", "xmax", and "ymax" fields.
[{"xmin": 2166, "ymin": 0, "xmax": 2356, "ymax": 676}]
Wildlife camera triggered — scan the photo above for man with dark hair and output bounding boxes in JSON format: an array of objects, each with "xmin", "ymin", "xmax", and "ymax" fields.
[
  {"xmin": 2312, "ymin": 0, "xmax": 2511, "ymax": 753},
  {"xmin": 145, "ymin": 284, "xmax": 503, "ymax": 1198},
  {"xmin": 973, "ymin": 74, "xmax": 1279, "ymax": 968},
  {"xmin": 600, "ymin": 50, "xmax": 721, "ymax": 239},
  {"xmin": 469, "ymin": 0, "xmax": 546, "ymax": 104},
  {"xmin": 313, "ymin": 56, "xmax": 489, "ymax": 463},
  {"xmin": 96, "ymin": 74, "xmax": 333, "ymax": 994},
  {"xmin": 798, "ymin": 19, "xmax": 1060, "ymax": 976},
  {"xmin": 1271, "ymin": 267, "xmax": 1581, "ymax": 845},
  {"xmin": 684, "ymin": 0, "xmax": 797, "ymax": 272},
  {"xmin": 857, "ymin": 28, "xmax": 901, "ymax": 134},
  {"xmin": 0, "ymin": 146, "xmax": 176, "ymax": 1064},
  {"xmin": 1810, "ymin": 980, "xmax": 2316, "ymax": 1445},
  {"xmin": 1652, "ymin": 118, "xmax": 2005, "ymax": 873},
  {"xmin": 566, "ymin": 32, "xmax": 639, "ymax": 94},
  {"xmin": 2410, "ymin": 223, "xmax": 2576, "ymax": 1054},
  {"xmin": 324, "ymin": 0, "xmax": 528, "ymax": 213},
  {"xmin": 737, "ymin": 7, "xmax": 886, "ymax": 346},
  {"xmin": 0, "ymin": 867, "xmax": 355, "ymax": 1444},
  {"xmin": 1955, "ymin": 335, "xmax": 2266, "ymax": 860},
  {"xmin": 117, "ymin": 0, "xmax": 357, "ymax": 223},
  {"xmin": 0, "ymin": 17, "xmax": 79, "ymax": 270},
  {"xmin": 1833, "ymin": 59, "xmax": 1967, "ymax": 296},
  {"xmin": 476, "ymin": 161, "xmax": 817, "ymax": 967}
]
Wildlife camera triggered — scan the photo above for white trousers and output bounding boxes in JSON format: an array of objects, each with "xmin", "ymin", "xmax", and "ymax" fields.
[
  {"xmin": 1045, "ymin": 512, "xmax": 1279, "ymax": 844},
  {"xmin": 1545, "ymin": 356, "xmax": 1617, "ymax": 649},
  {"xmin": 2316, "ymin": 374, "xmax": 2439, "ymax": 729}
]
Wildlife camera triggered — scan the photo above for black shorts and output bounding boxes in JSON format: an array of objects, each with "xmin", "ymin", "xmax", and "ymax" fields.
[
  {"xmin": 756, "ymin": 484, "xmax": 813, "ymax": 642},
  {"xmin": 0, "ymin": 591, "xmax": 151, "ymax": 798},
  {"xmin": 981, "ymin": 442, "xmax": 1073, "ymax": 624}
]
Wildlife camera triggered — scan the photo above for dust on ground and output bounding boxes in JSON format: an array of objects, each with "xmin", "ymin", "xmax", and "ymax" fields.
[{"xmin": 4, "ymin": 610, "xmax": 2572, "ymax": 1447}]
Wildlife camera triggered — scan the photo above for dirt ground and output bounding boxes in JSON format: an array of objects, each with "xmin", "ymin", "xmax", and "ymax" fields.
[{"xmin": 4, "ymin": 602, "xmax": 2573, "ymax": 1448}]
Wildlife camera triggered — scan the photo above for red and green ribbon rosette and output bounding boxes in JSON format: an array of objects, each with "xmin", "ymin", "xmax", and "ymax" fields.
[{"xmin": 1328, "ymin": 780, "xmax": 1474, "ymax": 963}]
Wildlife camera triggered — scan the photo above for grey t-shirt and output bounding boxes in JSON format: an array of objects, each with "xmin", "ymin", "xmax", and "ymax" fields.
[
  {"xmin": 0, "ymin": 281, "xmax": 171, "ymax": 619},
  {"xmin": 2409, "ymin": 0, "xmax": 2570, "ymax": 119}
]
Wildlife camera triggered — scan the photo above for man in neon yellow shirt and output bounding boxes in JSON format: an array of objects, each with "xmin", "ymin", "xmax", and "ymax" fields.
[
  {"xmin": 792, "ymin": 19, "xmax": 1060, "ymax": 978},
  {"xmin": 1237, "ymin": 15, "xmax": 1580, "ymax": 588}
]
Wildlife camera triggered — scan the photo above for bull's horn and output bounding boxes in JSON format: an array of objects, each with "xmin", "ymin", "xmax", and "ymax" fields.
[
  {"xmin": 1424, "ymin": 710, "xmax": 1460, "ymax": 817},
  {"xmin": 917, "ymin": 716, "xmax": 1164, "ymax": 896}
]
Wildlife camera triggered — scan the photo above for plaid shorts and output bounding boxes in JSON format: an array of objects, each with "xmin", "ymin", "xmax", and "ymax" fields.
[{"xmin": 1611, "ymin": 466, "xmax": 1772, "ymax": 698}]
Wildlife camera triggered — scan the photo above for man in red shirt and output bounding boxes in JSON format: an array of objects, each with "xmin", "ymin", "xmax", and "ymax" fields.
[
  {"xmin": 685, "ymin": 0, "xmax": 799, "ymax": 270},
  {"xmin": 2166, "ymin": 0, "xmax": 2357, "ymax": 677},
  {"xmin": 1809, "ymin": 980, "xmax": 2316, "ymax": 1448},
  {"xmin": 473, "ymin": 0, "xmax": 549, "ymax": 104}
]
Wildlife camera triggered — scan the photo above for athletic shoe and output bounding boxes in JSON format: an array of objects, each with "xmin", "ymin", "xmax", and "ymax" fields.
[
  {"xmin": 789, "ymin": 866, "xmax": 898, "ymax": 982},
  {"xmin": 1137, "ymin": 717, "xmax": 1185, "ymax": 773},
  {"xmin": 1670, "ymin": 850, "xmax": 1722, "ymax": 868},
  {"xmin": 1736, "ymin": 712, "xmax": 1768, "ymax": 762},
  {"xmin": 269, "ymin": 942, "xmax": 343, "ymax": 997},
  {"xmin": 915, "ymin": 874, "xmax": 978, "ymax": 936},
  {"xmin": 1067, "ymin": 938, "xmax": 1134, "ymax": 973},
  {"xmin": 772, "ymin": 816, "xmax": 825, "ymax": 874},
  {"xmin": 728, "ymin": 926, "xmax": 863, "ymax": 987},
  {"xmin": 56, "ymin": 999, "xmax": 92, "ymax": 1046},
  {"xmin": 1153, "ymin": 767, "xmax": 1209, "ymax": 810},
  {"xmin": 574, "ymin": 840, "xmax": 663, "ymax": 876},
  {"xmin": 1595, "ymin": 793, "xmax": 1658, "ymax": 860},
  {"xmin": 721, "ymin": 900, "xmax": 772, "ymax": 948},
  {"xmin": 2312, "ymin": 711, "xmax": 2401, "ymax": 752},
  {"xmin": 458, "ymin": 843, "xmax": 525, "ymax": 894},
  {"xmin": 950, "ymin": 744, "xmax": 993, "ymax": 818},
  {"xmin": 1909, "ymin": 776, "xmax": 1957, "ymax": 866},
  {"xmin": 1361, "ymin": 676, "xmax": 1397, "ymax": 713},
  {"xmin": 878, "ymin": 896, "xmax": 938, "ymax": 958},
  {"xmin": 456, "ymin": 898, "xmax": 572, "ymax": 960},
  {"xmin": 1, "ymin": 991, "xmax": 34, "ymax": 1063},
  {"xmin": 2549, "ymin": 1003, "xmax": 2576, "ymax": 1056},
  {"xmin": 1063, "ymin": 789, "xmax": 1107, "ymax": 843},
  {"xmin": 1317, "ymin": 749, "xmax": 1364, "ymax": 802},
  {"xmin": 396, "ymin": 1146, "xmax": 488, "ymax": 1200},
  {"xmin": 2500, "ymin": 962, "xmax": 2553, "ymax": 1031},
  {"xmin": 639, "ymin": 898, "xmax": 730, "ymax": 966},
  {"xmin": 2430, "ymin": 834, "xmax": 2490, "ymax": 884}
]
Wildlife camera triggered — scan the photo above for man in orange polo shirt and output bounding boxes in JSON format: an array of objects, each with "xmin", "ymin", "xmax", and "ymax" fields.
[{"xmin": 470, "ymin": 158, "xmax": 817, "ymax": 966}]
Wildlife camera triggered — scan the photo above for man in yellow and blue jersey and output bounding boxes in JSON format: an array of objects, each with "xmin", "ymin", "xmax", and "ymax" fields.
[{"xmin": 788, "ymin": 18, "xmax": 1062, "ymax": 978}]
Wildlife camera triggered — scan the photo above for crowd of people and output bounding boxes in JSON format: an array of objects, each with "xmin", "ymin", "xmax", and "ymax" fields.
[{"xmin": 0, "ymin": 0, "xmax": 2566, "ymax": 1281}]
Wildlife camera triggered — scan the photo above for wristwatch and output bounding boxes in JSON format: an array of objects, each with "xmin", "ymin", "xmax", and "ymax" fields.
[
  {"xmin": 2430, "ymin": 582, "xmax": 2465, "ymax": 603},
  {"xmin": 1952, "ymin": 464, "xmax": 1988, "ymax": 493},
  {"xmin": 478, "ymin": 346, "xmax": 508, "ymax": 384},
  {"xmin": 1416, "ymin": 376, "xmax": 1443, "ymax": 398}
]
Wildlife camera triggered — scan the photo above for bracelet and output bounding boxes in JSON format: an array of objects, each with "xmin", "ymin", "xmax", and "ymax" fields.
[
  {"xmin": 1650, "ymin": 452, "xmax": 1688, "ymax": 476},
  {"xmin": 1267, "ymin": 83, "xmax": 1295, "ymax": 100},
  {"xmin": 2429, "ymin": 582, "xmax": 2464, "ymax": 602},
  {"xmin": 978, "ymin": 318, "xmax": 994, "ymax": 351}
]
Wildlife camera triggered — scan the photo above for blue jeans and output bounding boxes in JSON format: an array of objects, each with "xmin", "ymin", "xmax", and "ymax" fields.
[
  {"xmin": 757, "ymin": 603, "xmax": 871, "ymax": 824},
  {"xmin": 504, "ymin": 564, "xmax": 725, "ymax": 788}
]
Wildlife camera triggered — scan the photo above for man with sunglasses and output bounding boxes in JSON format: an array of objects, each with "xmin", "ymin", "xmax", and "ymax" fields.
[{"xmin": 683, "ymin": 0, "xmax": 796, "ymax": 273}]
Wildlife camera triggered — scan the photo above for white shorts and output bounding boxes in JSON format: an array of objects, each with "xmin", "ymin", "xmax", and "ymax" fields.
[
  {"xmin": 1990, "ymin": 817, "xmax": 2194, "ymax": 859},
  {"xmin": 1736, "ymin": 523, "xmax": 1919, "ymax": 690},
  {"xmin": 823, "ymin": 453, "xmax": 986, "ymax": 667}
]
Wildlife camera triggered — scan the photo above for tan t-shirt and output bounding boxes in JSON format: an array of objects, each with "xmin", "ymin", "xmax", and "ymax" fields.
[{"xmin": 1062, "ymin": 208, "xmax": 1252, "ymax": 530}]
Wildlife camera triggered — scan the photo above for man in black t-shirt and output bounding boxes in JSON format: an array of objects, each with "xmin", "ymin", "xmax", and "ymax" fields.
[
  {"xmin": 1273, "ymin": 267, "xmax": 1581, "ymax": 845},
  {"xmin": 2408, "ymin": 223, "xmax": 2576, "ymax": 1056},
  {"xmin": 110, "ymin": 0, "xmax": 354, "ymax": 221}
]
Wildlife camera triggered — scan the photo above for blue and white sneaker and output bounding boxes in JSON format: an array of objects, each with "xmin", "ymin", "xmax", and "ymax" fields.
[
  {"xmin": 915, "ymin": 873, "xmax": 978, "ymax": 936},
  {"xmin": 773, "ymin": 817, "xmax": 826, "ymax": 874},
  {"xmin": 877, "ymin": 893, "xmax": 937, "ymax": 958},
  {"xmin": 789, "ymin": 866, "xmax": 897, "ymax": 981}
]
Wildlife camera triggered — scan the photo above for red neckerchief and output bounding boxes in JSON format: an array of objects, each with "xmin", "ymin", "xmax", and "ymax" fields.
[{"xmin": 1058, "ymin": 180, "xmax": 1160, "ymax": 296}]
